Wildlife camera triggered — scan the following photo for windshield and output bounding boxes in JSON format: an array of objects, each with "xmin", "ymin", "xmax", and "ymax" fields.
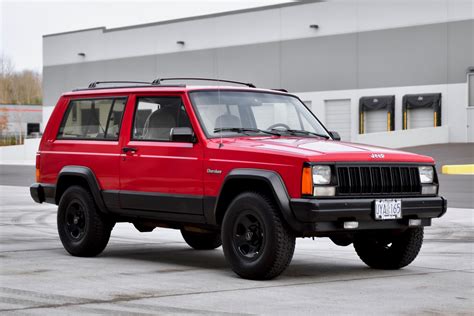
[{"xmin": 189, "ymin": 90, "xmax": 329, "ymax": 138}]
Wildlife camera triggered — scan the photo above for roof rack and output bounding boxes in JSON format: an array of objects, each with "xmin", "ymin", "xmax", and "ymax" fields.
[
  {"xmin": 87, "ymin": 81, "xmax": 152, "ymax": 88},
  {"xmin": 152, "ymin": 77, "xmax": 256, "ymax": 88},
  {"xmin": 73, "ymin": 81, "xmax": 185, "ymax": 91}
]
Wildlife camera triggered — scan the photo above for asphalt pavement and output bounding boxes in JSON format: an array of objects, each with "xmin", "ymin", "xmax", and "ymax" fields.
[{"xmin": 0, "ymin": 185, "xmax": 472, "ymax": 314}]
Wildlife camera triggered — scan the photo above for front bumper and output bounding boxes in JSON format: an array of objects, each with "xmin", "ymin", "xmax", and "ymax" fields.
[{"xmin": 290, "ymin": 196, "xmax": 447, "ymax": 234}]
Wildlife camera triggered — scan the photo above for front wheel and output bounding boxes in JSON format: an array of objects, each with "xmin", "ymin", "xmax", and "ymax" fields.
[
  {"xmin": 221, "ymin": 192, "xmax": 295, "ymax": 280},
  {"xmin": 353, "ymin": 227, "xmax": 424, "ymax": 269}
]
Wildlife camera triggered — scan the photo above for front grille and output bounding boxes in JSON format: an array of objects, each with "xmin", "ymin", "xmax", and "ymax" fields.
[{"xmin": 336, "ymin": 165, "xmax": 421, "ymax": 196}]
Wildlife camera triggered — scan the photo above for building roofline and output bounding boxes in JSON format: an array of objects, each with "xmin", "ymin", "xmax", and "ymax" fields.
[{"xmin": 43, "ymin": 0, "xmax": 323, "ymax": 38}]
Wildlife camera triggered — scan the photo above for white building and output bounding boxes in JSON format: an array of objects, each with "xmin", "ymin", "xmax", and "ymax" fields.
[{"xmin": 42, "ymin": 0, "xmax": 474, "ymax": 148}]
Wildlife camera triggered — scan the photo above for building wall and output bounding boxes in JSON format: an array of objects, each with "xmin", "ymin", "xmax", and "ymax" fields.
[
  {"xmin": 0, "ymin": 105, "xmax": 43, "ymax": 137},
  {"xmin": 42, "ymin": 0, "xmax": 474, "ymax": 146}
]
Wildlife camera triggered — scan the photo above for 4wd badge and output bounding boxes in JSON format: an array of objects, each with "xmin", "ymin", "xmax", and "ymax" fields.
[{"xmin": 370, "ymin": 153, "xmax": 385, "ymax": 159}]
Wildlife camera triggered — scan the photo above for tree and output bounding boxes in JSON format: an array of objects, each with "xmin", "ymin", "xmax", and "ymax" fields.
[{"xmin": 0, "ymin": 55, "xmax": 42, "ymax": 105}]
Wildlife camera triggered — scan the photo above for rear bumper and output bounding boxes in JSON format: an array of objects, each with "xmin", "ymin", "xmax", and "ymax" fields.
[
  {"xmin": 290, "ymin": 196, "xmax": 447, "ymax": 234},
  {"xmin": 30, "ymin": 183, "xmax": 56, "ymax": 204}
]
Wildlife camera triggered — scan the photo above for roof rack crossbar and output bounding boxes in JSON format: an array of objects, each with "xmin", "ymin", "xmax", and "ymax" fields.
[
  {"xmin": 152, "ymin": 77, "xmax": 256, "ymax": 88},
  {"xmin": 88, "ymin": 81, "xmax": 152, "ymax": 88}
]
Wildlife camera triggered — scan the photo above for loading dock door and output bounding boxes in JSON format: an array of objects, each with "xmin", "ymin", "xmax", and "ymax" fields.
[
  {"xmin": 359, "ymin": 95, "xmax": 395, "ymax": 134},
  {"xmin": 408, "ymin": 108, "xmax": 434, "ymax": 129},
  {"xmin": 325, "ymin": 99, "xmax": 351, "ymax": 141},
  {"xmin": 365, "ymin": 111, "xmax": 388, "ymax": 133},
  {"xmin": 402, "ymin": 93, "xmax": 441, "ymax": 129}
]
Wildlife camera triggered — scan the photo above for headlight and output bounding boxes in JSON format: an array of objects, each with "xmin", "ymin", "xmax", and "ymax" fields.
[
  {"xmin": 418, "ymin": 166, "xmax": 434, "ymax": 183},
  {"xmin": 313, "ymin": 165, "xmax": 331, "ymax": 185}
]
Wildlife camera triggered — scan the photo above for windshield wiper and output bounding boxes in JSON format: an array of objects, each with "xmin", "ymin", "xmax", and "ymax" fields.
[
  {"xmin": 214, "ymin": 127, "xmax": 281, "ymax": 136},
  {"xmin": 270, "ymin": 128, "xmax": 330, "ymax": 139}
]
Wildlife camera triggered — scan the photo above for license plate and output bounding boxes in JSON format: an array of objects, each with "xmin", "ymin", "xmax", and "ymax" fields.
[{"xmin": 374, "ymin": 199, "xmax": 402, "ymax": 220}]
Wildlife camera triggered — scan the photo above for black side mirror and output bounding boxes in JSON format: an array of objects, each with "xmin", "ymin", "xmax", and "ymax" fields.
[
  {"xmin": 170, "ymin": 127, "xmax": 195, "ymax": 143},
  {"xmin": 329, "ymin": 131, "xmax": 341, "ymax": 141}
]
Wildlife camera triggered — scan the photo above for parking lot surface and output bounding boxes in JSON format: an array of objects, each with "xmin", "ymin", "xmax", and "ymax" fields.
[{"xmin": 0, "ymin": 185, "xmax": 472, "ymax": 315}]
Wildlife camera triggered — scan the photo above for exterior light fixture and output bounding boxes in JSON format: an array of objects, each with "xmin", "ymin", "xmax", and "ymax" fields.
[
  {"xmin": 309, "ymin": 24, "xmax": 319, "ymax": 29},
  {"xmin": 176, "ymin": 41, "xmax": 185, "ymax": 45},
  {"xmin": 77, "ymin": 52, "xmax": 86, "ymax": 57}
]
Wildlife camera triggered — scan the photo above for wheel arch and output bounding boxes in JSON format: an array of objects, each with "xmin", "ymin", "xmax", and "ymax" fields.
[
  {"xmin": 213, "ymin": 169, "xmax": 300, "ymax": 231},
  {"xmin": 56, "ymin": 166, "xmax": 108, "ymax": 213}
]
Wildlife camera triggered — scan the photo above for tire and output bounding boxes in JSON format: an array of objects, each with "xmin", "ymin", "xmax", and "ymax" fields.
[
  {"xmin": 353, "ymin": 227, "xmax": 424, "ymax": 269},
  {"xmin": 57, "ymin": 185, "xmax": 112, "ymax": 257},
  {"xmin": 221, "ymin": 192, "xmax": 295, "ymax": 280},
  {"xmin": 181, "ymin": 229, "xmax": 222, "ymax": 250}
]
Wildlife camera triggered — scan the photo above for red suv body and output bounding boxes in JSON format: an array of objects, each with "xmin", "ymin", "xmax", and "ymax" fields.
[{"xmin": 31, "ymin": 80, "xmax": 446, "ymax": 279}]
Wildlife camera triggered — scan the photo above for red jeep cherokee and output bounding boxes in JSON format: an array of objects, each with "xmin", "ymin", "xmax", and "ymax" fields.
[{"xmin": 31, "ymin": 78, "xmax": 446, "ymax": 280}]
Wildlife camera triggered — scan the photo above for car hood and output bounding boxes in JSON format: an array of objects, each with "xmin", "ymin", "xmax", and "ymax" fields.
[{"xmin": 212, "ymin": 137, "xmax": 434, "ymax": 163}]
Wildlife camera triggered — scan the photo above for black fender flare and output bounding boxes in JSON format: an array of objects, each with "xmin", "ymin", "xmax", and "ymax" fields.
[
  {"xmin": 56, "ymin": 166, "xmax": 108, "ymax": 213},
  {"xmin": 214, "ymin": 168, "xmax": 303, "ymax": 232}
]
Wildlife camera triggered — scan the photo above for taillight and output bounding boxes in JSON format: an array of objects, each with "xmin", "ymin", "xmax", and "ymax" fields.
[{"xmin": 35, "ymin": 154, "xmax": 40, "ymax": 182}]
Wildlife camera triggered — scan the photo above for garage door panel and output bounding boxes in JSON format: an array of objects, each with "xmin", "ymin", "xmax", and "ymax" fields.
[
  {"xmin": 325, "ymin": 99, "xmax": 351, "ymax": 141},
  {"xmin": 365, "ymin": 110, "xmax": 387, "ymax": 133},
  {"xmin": 409, "ymin": 108, "xmax": 434, "ymax": 129}
]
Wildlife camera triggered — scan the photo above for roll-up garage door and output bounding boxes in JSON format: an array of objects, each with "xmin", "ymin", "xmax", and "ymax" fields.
[
  {"xmin": 325, "ymin": 99, "xmax": 351, "ymax": 141},
  {"xmin": 359, "ymin": 95, "xmax": 395, "ymax": 134},
  {"xmin": 402, "ymin": 93, "xmax": 441, "ymax": 129}
]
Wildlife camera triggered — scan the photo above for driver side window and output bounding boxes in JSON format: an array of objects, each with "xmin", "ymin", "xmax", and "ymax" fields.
[{"xmin": 132, "ymin": 97, "xmax": 192, "ymax": 141}]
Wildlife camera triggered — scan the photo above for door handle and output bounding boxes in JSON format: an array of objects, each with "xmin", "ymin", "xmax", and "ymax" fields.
[{"xmin": 122, "ymin": 147, "xmax": 138, "ymax": 154}]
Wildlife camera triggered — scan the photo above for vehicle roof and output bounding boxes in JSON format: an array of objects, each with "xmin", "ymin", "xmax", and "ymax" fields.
[{"xmin": 62, "ymin": 85, "xmax": 292, "ymax": 97}]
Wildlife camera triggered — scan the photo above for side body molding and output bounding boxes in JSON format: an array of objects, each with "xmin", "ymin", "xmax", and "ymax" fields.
[
  {"xmin": 213, "ymin": 169, "xmax": 302, "ymax": 232},
  {"xmin": 56, "ymin": 166, "xmax": 108, "ymax": 213}
]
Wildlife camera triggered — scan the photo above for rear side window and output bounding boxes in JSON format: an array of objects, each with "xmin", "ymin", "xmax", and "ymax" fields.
[{"xmin": 57, "ymin": 98, "xmax": 127, "ymax": 140}]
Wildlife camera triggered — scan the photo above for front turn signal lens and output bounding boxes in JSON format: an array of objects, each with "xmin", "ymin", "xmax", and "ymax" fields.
[{"xmin": 301, "ymin": 166, "xmax": 313, "ymax": 195}]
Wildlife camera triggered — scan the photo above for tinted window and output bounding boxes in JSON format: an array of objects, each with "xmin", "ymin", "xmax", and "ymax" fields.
[
  {"xmin": 58, "ymin": 98, "xmax": 126, "ymax": 140},
  {"xmin": 132, "ymin": 97, "xmax": 191, "ymax": 141}
]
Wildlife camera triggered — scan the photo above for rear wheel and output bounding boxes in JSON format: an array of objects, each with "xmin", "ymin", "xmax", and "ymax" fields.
[
  {"xmin": 181, "ymin": 229, "xmax": 222, "ymax": 250},
  {"xmin": 353, "ymin": 227, "xmax": 424, "ymax": 269},
  {"xmin": 221, "ymin": 192, "xmax": 295, "ymax": 280},
  {"xmin": 57, "ymin": 186, "xmax": 112, "ymax": 257}
]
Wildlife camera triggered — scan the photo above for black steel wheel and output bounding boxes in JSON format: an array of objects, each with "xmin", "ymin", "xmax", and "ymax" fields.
[
  {"xmin": 57, "ymin": 186, "xmax": 112, "ymax": 257},
  {"xmin": 353, "ymin": 228, "xmax": 424, "ymax": 269},
  {"xmin": 64, "ymin": 201, "xmax": 87, "ymax": 241},
  {"xmin": 221, "ymin": 192, "xmax": 295, "ymax": 280},
  {"xmin": 233, "ymin": 211, "xmax": 265, "ymax": 260}
]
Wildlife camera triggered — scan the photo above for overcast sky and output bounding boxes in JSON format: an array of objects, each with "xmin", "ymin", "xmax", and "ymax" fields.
[{"xmin": 0, "ymin": 0, "xmax": 292, "ymax": 72}]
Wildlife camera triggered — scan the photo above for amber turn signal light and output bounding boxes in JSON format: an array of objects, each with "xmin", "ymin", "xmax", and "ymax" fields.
[
  {"xmin": 35, "ymin": 154, "xmax": 40, "ymax": 182},
  {"xmin": 301, "ymin": 166, "xmax": 313, "ymax": 195}
]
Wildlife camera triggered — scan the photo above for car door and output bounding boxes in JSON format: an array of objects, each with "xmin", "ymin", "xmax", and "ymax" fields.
[{"xmin": 119, "ymin": 93, "xmax": 204, "ymax": 218}]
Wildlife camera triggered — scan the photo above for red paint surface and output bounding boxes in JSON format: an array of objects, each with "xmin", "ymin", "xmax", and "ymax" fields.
[{"xmin": 38, "ymin": 87, "xmax": 435, "ymax": 199}]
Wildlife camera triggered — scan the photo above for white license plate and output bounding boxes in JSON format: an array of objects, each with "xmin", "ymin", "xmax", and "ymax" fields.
[{"xmin": 374, "ymin": 199, "xmax": 402, "ymax": 220}]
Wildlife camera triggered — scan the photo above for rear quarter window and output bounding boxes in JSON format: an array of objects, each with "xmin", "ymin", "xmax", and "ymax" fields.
[{"xmin": 57, "ymin": 97, "xmax": 126, "ymax": 140}]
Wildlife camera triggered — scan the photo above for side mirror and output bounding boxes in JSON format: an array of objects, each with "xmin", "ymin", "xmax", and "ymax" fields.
[
  {"xmin": 329, "ymin": 131, "xmax": 341, "ymax": 141},
  {"xmin": 170, "ymin": 127, "xmax": 195, "ymax": 143}
]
